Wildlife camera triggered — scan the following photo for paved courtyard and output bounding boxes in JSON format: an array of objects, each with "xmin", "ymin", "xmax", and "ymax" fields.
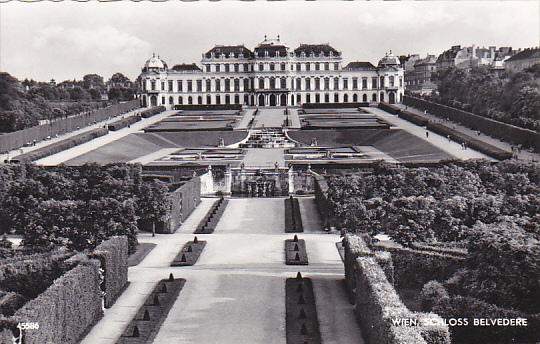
[{"xmin": 81, "ymin": 197, "xmax": 364, "ymax": 344}]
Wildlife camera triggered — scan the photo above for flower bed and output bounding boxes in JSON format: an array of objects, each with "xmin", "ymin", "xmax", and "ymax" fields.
[
  {"xmin": 116, "ymin": 275, "xmax": 186, "ymax": 344},
  {"xmin": 170, "ymin": 237, "xmax": 207, "ymax": 266},
  {"xmin": 194, "ymin": 197, "xmax": 228, "ymax": 234},
  {"xmin": 285, "ymin": 236, "xmax": 308, "ymax": 265},
  {"xmin": 285, "ymin": 274, "xmax": 322, "ymax": 344},
  {"xmin": 284, "ymin": 197, "xmax": 303, "ymax": 233}
]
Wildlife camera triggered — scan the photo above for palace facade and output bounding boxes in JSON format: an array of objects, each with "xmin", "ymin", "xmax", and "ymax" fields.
[{"xmin": 138, "ymin": 36, "xmax": 405, "ymax": 108}]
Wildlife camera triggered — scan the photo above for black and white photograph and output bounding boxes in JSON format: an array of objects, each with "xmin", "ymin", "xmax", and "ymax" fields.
[{"xmin": 0, "ymin": 1, "xmax": 539, "ymax": 343}]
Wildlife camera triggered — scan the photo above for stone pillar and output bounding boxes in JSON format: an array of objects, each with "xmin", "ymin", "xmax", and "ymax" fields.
[
  {"xmin": 288, "ymin": 166, "xmax": 295, "ymax": 195},
  {"xmin": 224, "ymin": 166, "xmax": 232, "ymax": 195}
]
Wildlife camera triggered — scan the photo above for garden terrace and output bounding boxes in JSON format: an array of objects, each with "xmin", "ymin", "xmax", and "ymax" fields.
[
  {"xmin": 116, "ymin": 276, "xmax": 186, "ymax": 344},
  {"xmin": 284, "ymin": 146, "xmax": 399, "ymax": 165},
  {"xmin": 65, "ymin": 131, "xmax": 249, "ymax": 166},
  {"xmin": 170, "ymin": 237, "xmax": 206, "ymax": 266},
  {"xmin": 288, "ymin": 129, "xmax": 454, "ymax": 162},
  {"xmin": 146, "ymin": 147, "xmax": 245, "ymax": 168},
  {"xmin": 285, "ymin": 275, "xmax": 322, "ymax": 344},
  {"xmin": 144, "ymin": 119, "xmax": 237, "ymax": 132}
]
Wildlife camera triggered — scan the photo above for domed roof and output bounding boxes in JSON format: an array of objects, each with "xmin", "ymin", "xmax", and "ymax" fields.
[
  {"xmin": 378, "ymin": 51, "xmax": 400, "ymax": 67},
  {"xmin": 144, "ymin": 53, "xmax": 168, "ymax": 69}
]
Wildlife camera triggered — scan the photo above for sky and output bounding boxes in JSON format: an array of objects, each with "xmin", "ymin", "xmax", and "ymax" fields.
[{"xmin": 0, "ymin": 1, "xmax": 539, "ymax": 82}]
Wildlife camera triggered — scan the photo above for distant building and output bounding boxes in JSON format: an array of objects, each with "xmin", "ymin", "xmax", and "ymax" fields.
[
  {"xmin": 437, "ymin": 45, "xmax": 516, "ymax": 71},
  {"xmin": 138, "ymin": 36, "xmax": 405, "ymax": 108},
  {"xmin": 504, "ymin": 48, "xmax": 540, "ymax": 73},
  {"xmin": 406, "ymin": 54, "xmax": 437, "ymax": 95}
]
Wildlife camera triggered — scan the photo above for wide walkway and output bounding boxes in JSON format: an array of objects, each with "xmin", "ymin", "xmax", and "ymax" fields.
[
  {"xmin": 35, "ymin": 110, "xmax": 175, "ymax": 165},
  {"xmin": 253, "ymin": 108, "xmax": 287, "ymax": 128},
  {"xmin": 367, "ymin": 107, "xmax": 493, "ymax": 161},
  {"xmin": 242, "ymin": 148, "xmax": 285, "ymax": 168},
  {"xmin": 81, "ymin": 197, "xmax": 364, "ymax": 344},
  {"xmin": 396, "ymin": 104, "xmax": 539, "ymax": 162}
]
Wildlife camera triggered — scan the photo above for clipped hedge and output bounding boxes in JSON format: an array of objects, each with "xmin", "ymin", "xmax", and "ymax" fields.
[
  {"xmin": 107, "ymin": 115, "xmax": 141, "ymax": 131},
  {"xmin": 426, "ymin": 122, "xmax": 513, "ymax": 160},
  {"xmin": 0, "ymin": 250, "xmax": 74, "ymax": 299},
  {"xmin": 378, "ymin": 102, "xmax": 402, "ymax": 114},
  {"xmin": 355, "ymin": 257, "xmax": 428, "ymax": 344},
  {"xmin": 303, "ymin": 102, "xmax": 369, "ymax": 109},
  {"xmin": 399, "ymin": 110, "xmax": 430, "ymax": 127},
  {"xmin": 90, "ymin": 236, "xmax": 128, "ymax": 308},
  {"xmin": 5, "ymin": 259, "xmax": 103, "ymax": 344},
  {"xmin": 343, "ymin": 234, "xmax": 394, "ymax": 303},
  {"xmin": 174, "ymin": 104, "xmax": 242, "ymax": 111},
  {"xmin": 378, "ymin": 245, "xmax": 464, "ymax": 289},
  {"xmin": 140, "ymin": 106, "xmax": 166, "ymax": 119},
  {"xmin": 12, "ymin": 128, "xmax": 108, "ymax": 163}
]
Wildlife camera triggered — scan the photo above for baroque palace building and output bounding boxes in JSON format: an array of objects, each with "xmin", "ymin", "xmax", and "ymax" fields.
[{"xmin": 138, "ymin": 36, "xmax": 404, "ymax": 108}]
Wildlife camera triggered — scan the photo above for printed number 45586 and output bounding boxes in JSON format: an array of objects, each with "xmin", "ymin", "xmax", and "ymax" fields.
[{"xmin": 17, "ymin": 322, "xmax": 39, "ymax": 330}]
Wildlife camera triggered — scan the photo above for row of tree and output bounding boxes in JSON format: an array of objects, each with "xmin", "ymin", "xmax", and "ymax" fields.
[
  {"xmin": 0, "ymin": 164, "xmax": 170, "ymax": 254},
  {"xmin": 0, "ymin": 72, "xmax": 138, "ymax": 133},
  {"xmin": 427, "ymin": 64, "xmax": 540, "ymax": 132}
]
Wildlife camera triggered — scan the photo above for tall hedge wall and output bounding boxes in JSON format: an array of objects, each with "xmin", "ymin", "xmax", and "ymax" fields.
[
  {"xmin": 140, "ymin": 106, "xmax": 166, "ymax": 119},
  {"xmin": 4, "ymin": 259, "xmax": 103, "ymax": 344},
  {"xmin": 377, "ymin": 245, "xmax": 464, "ymax": 289},
  {"xmin": 90, "ymin": 236, "xmax": 128, "ymax": 308},
  {"xmin": 403, "ymin": 96, "xmax": 540, "ymax": 152}
]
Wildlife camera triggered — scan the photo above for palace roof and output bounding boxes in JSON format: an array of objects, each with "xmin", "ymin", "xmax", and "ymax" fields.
[
  {"xmin": 254, "ymin": 43, "xmax": 288, "ymax": 58},
  {"xmin": 343, "ymin": 62, "xmax": 376, "ymax": 71},
  {"xmin": 204, "ymin": 45, "xmax": 254, "ymax": 59},
  {"xmin": 294, "ymin": 44, "xmax": 340, "ymax": 57},
  {"xmin": 171, "ymin": 63, "xmax": 202, "ymax": 71}
]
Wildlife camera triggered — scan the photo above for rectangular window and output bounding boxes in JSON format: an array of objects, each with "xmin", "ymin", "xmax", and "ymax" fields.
[
  {"xmin": 362, "ymin": 78, "xmax": 368, "ymax": 89},
  {"xmin": 343, "ymin": 78, "xmax": 348, "ymax": 90},
  {"xmin": 196, "ymin": 80, "xmax": 202, "ymax": 92},
  {"xmin": 225, "ymin": 64, "xmax": 230, "ymax": 73},
  {"xmin": 216, "ymin": 64, "xmax": 221, "ymax": 72},
  {"xmin": 315, "ymin": 78, "xmax": 320, "ymax": 91},
  {"xmin": 151, "ymin": 81, "xmax": 156, "ymax": 91},
  {"xmin": 168, "ymin": 81, "xmax": 173, "ymax": 91},
  {"xmin": 234, "ymin": 79, "xmax": 240, "ymax": 92},
  {"xmin": 352, "ymin": 78, "xmax": 358, "ymax": 90},
  {"xmin": 187, "ymin": 80, "xmax": 192, "ymax": 92},
  {"xmin": 206, "ymin": 79, "xmax": 211, "ymax": 92},
  {"xmin": 296, "ymin": 63, "xmax": 301, "ymax": 71},
  {"xmin": 334, "ymin": 78, "xmax": 339, "ymax": 90},
  {"xmin": 225, "ymin": 79, "xmax": 230, "ymax": 92},
  {"xmin": 215, "ymin": 79, "xmax": 221, "ymax": 92},
  {"xmin": 324, "ymin": 78, "xmax": 329, "ymax": 90},
  {"xmin": 296, "ymin": 78, "xmax": 301, "ymax": 90},
  {"xmin": 206, "ymin": 65, "xmax": 211, "ymax": 72},
  {"xmin": 270, "ymin": 63, "xmax": 275, "ymax": 71},
  {"xmin": 325, "ymin": 63, "xmax": 329, "ymax": 71},
  {"xmin": 372, "ymin": 77, "xmax": 378, "ymax": 89},
  {"xmin": 306, "ymin": 63, "xmax": 311, "ymax": 71},
  {"xmin": 334, "ymin": 63, "xmax": 339, "ymax": 70},
  {"xmin": 315, "ymin": 63, "xmax": 320, "ymax": 71},
  {"xmin": 161, "ymin": 82, "xmax": 165, "ymax": 91},
  {"xmin": 305, "ymin": 78, "xmax": 311, "ymax": 91},
  {"xmin": 234, "ymin": 64, "xmax": 239, "ymax": 72},
  {"xmin": 281, "ymin": 63, "xmax": 286, "ymax": 71}
]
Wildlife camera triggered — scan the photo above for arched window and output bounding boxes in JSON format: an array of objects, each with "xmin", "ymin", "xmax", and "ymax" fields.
[
  {"xmin": 197, "ymin": 96, "xmax": 202, "ymax": 105},
  {"xmin": 380, "ymin": 76, "xmax": 385, "ymax": 88},
  {"xmin": 259, "ymin": 78, "xmax": 265, "ymax": 89},
  {"xmin": 306, "ymin": 94, "xmax": 311, "ymax": 103},
  {"xmin": 344, "ymin": 94, "xmax": 349, "ymax": 103},
  {"xmin": 315, "ymin": 94, "xmax": 320, "ymax": 103},
  {"xmin": 380, "ymin": 92, "xmax": 385, "ymax": 102},
  {"xmin": 169, "ymin": 96, "xmax": 173, "ymax": 105},
  {"xmin": 280, "ymin": 78, "xmax": 286, "ymax": 89},
  {"xmin": 296, "ymin": 94, "xmax": 301, "ymax": 104},
  {"xmin": 372, "ymin": 93, "xmax": 377, "ymax": 102},
  {"xmin": 234, "ymin": 94, "xmax": 240, "ymax": 104},
  {"xmin": 324, "ymin": 94, "xmax": 329, "ymax": 103},
  {"xmin": 206, "ymin": 79, "xmax": 211, "ymax": 92},
  {"xmin": 259, "ymin": 63, "xmax": 264, "ymax": 71},
  {"xmin": 178, "ymin": 96, "xmax": 183, "ymax": 104},
  {"xmin": 334, "ymin": 93, "xmax": 339, "ymax": 102},
  {"xmin": 206, "ymin": 95, "xmax": 211, "ymax": 104},
  {"xmin": 216, "ymin": 95, "xmax": 221, "ymax": 104},
  {"xmin": 188, "ymin": 96, "xmax": 193, "ymax": 105},
  {"xmin": 270, "ymin": 78, "xmax": 276, "ymax": 90},
  {"xmin": 389, "ymin": 76, "xmax": 395, "ymax": 87},
  {"xmin": 363, "ymin": 94, "xmax": 367, "ymax": 102},
  {"xmin": 243, "ymin": 78, "xmax": 249, "ymax": 91},
  {"xmin": 225, "ymin": 94, "xmax": 231, "ymax": 104},
  {"xmin": 353, "ymin": 94, "xmax": 358, "ymax": 102}
]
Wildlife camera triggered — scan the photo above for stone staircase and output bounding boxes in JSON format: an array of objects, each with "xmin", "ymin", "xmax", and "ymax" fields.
[{"xmin": 240, "ymin": 128, "xmax": 295, "ymax": 148}]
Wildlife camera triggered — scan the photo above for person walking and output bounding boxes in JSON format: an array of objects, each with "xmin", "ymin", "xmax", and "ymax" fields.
[{"xmin": 425, "ymin": 131, "xmax": 429, "ymax": 138}]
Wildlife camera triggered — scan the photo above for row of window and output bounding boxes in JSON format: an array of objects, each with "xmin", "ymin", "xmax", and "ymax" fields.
[
  {"xmin": 145, "ymin": 75, "xmax": 403, "ymax": 92},
  {"xmin": 147, "ymin": 91, "xmax": 395, "ymax": 107},
  {"xmin": 202, "ymin": 61, "xmax": 341, "ymax": 73}
]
